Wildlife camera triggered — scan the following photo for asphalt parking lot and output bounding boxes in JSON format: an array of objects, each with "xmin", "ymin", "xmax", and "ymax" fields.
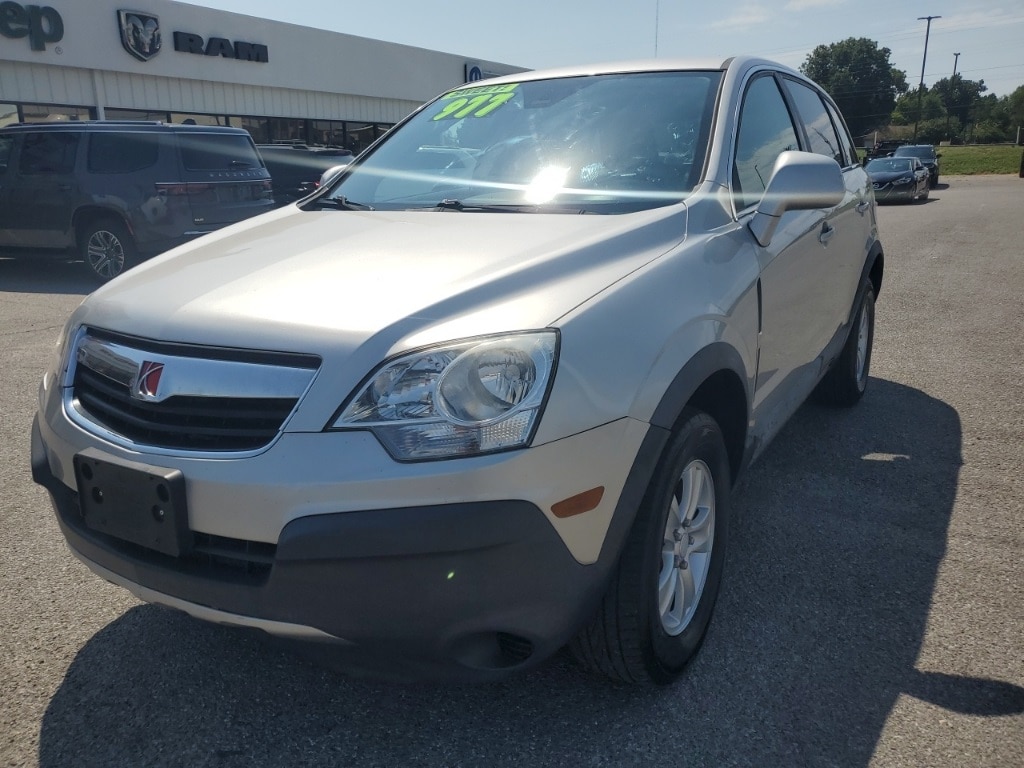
[{"xmin": 2, "ymin": 176, "xmax": 1022, "ymax": 767}]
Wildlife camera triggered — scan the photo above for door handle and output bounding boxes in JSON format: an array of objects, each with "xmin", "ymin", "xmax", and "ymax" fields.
[{"xmin": 819, "ymin": 222, "xmax": 835, "ymax": 245}]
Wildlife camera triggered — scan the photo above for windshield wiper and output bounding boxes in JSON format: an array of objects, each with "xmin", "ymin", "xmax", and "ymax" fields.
[
  {"xmin": 307, "ymin": 196, "xmax": 375, "ymax": 211},
  {"xmin": 433, "ymin": 199, "xmax": 584, "ymax": 214}
]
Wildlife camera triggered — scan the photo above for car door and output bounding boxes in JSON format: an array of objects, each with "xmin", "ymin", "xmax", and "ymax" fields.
[
  {"xmin": 780, "ymin": 77, "xmax": 869, "ymax": 337},
  {"xmin": 733, "ymin": 73, "xmax": 837, "ymax": 440},
  {"xmin": 1, "ymin": 130, "xmax": 81, "ymax": 248}
]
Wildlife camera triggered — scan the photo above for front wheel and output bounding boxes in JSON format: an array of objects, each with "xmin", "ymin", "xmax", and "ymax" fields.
[
  {"xmin": 79, "ymin": 218, "xmax": 136, "ymax": 282},
  {"xmin": 571, "ymin": 408, "xmax": 731, "ymax": 685}
]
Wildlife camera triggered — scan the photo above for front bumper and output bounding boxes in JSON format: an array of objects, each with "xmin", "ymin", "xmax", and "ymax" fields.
[
  {"xmin": 872, "ymin": 182, "xmax": 917, "ymax": 201},
  {"xmin": 32, "ymin": 412, "xmax": 665, "ymax": 680}
]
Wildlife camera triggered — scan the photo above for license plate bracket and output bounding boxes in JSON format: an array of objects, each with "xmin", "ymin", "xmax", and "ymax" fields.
[{"xmin": 73, "ymin": 449, "xmax": 191, "ymax": 557}]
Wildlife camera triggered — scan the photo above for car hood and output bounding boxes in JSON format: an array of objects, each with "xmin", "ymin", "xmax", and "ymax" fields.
[
  {"xmin": 74, "ymin": 204, "xmax": 688, "ymax": 358},
  {"xmin": 869, "ymin": 171, "xmax": 915, "ymax": 182}
]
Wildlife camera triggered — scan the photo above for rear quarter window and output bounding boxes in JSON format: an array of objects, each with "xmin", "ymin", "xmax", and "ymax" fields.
[
  {"xmin": 178, "ymin": 133, "xmax": 262, "ymax": 171},
  {"xmin": 18, "ymin": 132, "xmax": 79, "ymax": 175},
  {"xmin": 87, "ymin": 132, "xmax": 160, "ymax": 173}
]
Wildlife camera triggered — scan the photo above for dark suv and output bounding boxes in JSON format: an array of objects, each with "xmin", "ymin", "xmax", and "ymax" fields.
[
  {"xmin": 257, "ymin": 145, "xmax": 354, "ymax": 207},
  {"xmin": 892, "ymin": 144, "xmax": 941, "ymax": 188},
  {"xmin": 0, "ymin": 122, "xmax": 273, "ymax": 281}
]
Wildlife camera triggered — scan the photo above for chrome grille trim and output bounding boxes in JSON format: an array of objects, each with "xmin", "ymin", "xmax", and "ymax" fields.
[{"xmin": 64, "ymin": 328, "xmax": 321, "ymax": 456}]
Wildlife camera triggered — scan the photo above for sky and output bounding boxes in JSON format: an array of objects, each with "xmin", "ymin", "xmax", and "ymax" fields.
[{"xmin": 181, "ymin": 0, "xmax": 1024, "ymax": 98}]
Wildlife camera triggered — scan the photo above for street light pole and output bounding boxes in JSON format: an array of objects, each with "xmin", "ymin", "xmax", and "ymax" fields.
[{"xmin": 914, "ymin": 15, "xmax": 941, "ymax": 142}]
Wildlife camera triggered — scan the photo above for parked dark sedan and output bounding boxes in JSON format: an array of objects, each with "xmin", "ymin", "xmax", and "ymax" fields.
[
  {"xmin": 865, "ymin": 156, "xmax": 930, "ymax": 203},
  {"xmin": 892, "ymin": 144, "xmax": 940, "ymax": 188}
]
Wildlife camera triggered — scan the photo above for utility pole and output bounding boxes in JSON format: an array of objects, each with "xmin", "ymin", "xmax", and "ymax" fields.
[
  {"xmin": 946, "ymin": 52, "xmax": 960, "ymax": 139},
  {"xmin": 654, "ymin": 0, "xmax": 660, "ymax": 57},
  {"xmin": 914, "ymin": 15, "xmax": 941, "ymax": 142}
]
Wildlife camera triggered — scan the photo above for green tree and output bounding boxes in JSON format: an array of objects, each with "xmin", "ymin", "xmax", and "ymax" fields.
[
  {"xmin": 891, "ymin": 88, "xmax": 946, "ymax": 125},
  {"xmin": 1007, "ymin": 86, "xmax": 1024, "ymax": 135},
  {"xmin": 801, "ymin": 37, "xmax": 908, "ymax": 138},
  {"xmin": 930, "ymin": 76, "xmax": 987, "ymax": 127},
  {"xmin": 968, "ymin": 94, "xmax": 1010, "ymax": 143}
]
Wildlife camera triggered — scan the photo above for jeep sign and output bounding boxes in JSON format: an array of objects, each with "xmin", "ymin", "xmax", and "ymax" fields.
[{"xmin": 0, "ymin": 1, "xmax": 63, "ymax": 51}]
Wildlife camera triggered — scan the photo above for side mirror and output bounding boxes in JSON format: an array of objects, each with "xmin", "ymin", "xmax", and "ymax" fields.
[{"xmin": 748, "ymin": 151, "xmax": 845, "ymax": 247}]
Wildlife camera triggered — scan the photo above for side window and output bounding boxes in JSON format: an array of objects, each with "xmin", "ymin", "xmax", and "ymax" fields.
[
  {"xmin": 0, "ymin": 135, "xmax": 13, "ymax": 174},
  {"xmin": 88, "ymin": 133, "xmax": 160, "ymax": 174},
  {"xmin": 782, "ymin": 79, "xmax": 843, "ymax": 165},
  {"xmin": 733, "ymin": 76, "xmax": 800, "ymax": 211},
  {"xmin": 18, "ymin": 132, "xmax": 80, "ymax": 175},
  {"xmin": 823, "ymin": 99, "xmax": 858, "ymax": 168}
]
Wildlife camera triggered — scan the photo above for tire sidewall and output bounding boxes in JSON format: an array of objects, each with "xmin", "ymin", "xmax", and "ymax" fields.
[
  {"xmin": 851, "ymin": 284, "xmax": 876, "ymax": 395},
  {"xmin": 638, "ymin": 412, "xmax": 731, "ymax": 683}
]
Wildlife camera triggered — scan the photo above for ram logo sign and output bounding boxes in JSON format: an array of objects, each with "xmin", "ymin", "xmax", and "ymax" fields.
[
  {"xmin": 173, "ymin": 30, "xmax": 268, "ymax": 63},
  {"xmin": 118, "ymin": 9, "xmax": 161, "ymax": 62}
]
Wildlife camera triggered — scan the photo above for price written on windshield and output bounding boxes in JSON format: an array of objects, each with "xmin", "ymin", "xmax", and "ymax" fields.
[{"xmin": 432, "ymin": 84, "xmax": 518, "ymax": 121}]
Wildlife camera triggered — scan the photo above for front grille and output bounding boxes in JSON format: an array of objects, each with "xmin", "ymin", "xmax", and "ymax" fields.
[
  {"xmin": 73, "ymin": 364, "xmax": 296, "ymax": 451},
  {"xmin": 68, "ymin": 329, "xmax": 320, "ymax": 452}
]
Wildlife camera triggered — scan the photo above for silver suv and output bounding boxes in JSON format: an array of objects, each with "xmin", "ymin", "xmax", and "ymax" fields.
[{"xmin": 32, "ymin": 56, "xmax": 883, "ymax": 685}]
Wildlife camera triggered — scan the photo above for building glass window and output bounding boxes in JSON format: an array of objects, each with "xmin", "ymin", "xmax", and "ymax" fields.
[
  {"xmin": 234, "ymin": 116, "xmax": 271, "ymax": 144},
  {"xmin": 266, "ymin": 117, "xmax": 306, "ymax": 143},
  {"xmin": 170, "ymin": 113, "xmax": 229, "ymax": 127},
  {"xmin": 18, "ymin": 103, "xmax": 94, "ymax": 123},
  {"xmin": 310, "ymin": 119, "xmax": 346, "ymax": 148},
  {"xmin": 346, "ymin": 122, "xmax": 378, "ymax": 154},
  {"xmin": 105, "ymin": 108, "xmax": 170, "ymax": 122},
  {"xmin": 0, "ymin": 104, "xmax": 18, "ymax": 128}
]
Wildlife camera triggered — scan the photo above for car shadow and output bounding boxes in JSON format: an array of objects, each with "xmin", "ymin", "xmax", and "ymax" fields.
[
  {"xmin": 0, "ymin": 253, "xmax": 96, "ymax": 296},
  {"xmin": 38, "ymin": 379, "xmax": 1024, "ymax": 767}
]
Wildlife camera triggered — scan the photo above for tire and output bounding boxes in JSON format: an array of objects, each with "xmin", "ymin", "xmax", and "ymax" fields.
[
  {"xmin": 814, "ymin": 278, "xmax": 875, "ymax": 407},
  {"xmin": 80, "ymin": 218, "xmax": 136, "ymax": 282},
  {"xmin": 571, "ymin": 408, "xmax": 731, "ymax": 685}
]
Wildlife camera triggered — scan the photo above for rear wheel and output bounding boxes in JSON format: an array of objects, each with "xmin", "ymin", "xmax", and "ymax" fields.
[
  {"xmin": 814, "ymin": 278, "xmax": 875, "ymax": 406},
  {"xmin": 80, "ymin": 218, "xmax": 136, "ymax": 282},
  {"xmin": 571, "ymin": 408, "xmax": 730, "ymax": 684}
]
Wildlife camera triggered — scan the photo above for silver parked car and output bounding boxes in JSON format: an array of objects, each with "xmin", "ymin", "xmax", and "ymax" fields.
[{"xmin": 32, "ymin": 56, "xmax": 883, "ymax": 685}]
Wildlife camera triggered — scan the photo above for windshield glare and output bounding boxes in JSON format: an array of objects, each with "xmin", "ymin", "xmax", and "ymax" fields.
[{"xmin": 327, "ymin": 71, "xmax": 721, "ymax": 213}]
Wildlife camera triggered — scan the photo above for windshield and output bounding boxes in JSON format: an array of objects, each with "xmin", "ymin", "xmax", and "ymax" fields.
[
  {"xmin": 323, "ymin": 71, "xmax": 721, "ymax": 213},
  {"xmin": 867, "ymin": 158, "xmax": 914, "ymax": 173},
  {"xmin": 894, "ymin": 146, "xmax": 935, "ymax": 160}
]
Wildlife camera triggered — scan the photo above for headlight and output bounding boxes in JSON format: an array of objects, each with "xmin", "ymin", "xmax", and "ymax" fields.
[
  {"xmin": 895, "ymin": 176, "xmax": 912, "ymax": 184},
  {"xmin": 331, "ymin": 331, "xmax": 558, "ymax": 460}
]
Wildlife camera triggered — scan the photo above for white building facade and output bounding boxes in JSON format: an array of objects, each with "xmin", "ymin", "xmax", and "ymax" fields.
[{"xmin": 0, "ymin": 0, "xmax": 522, "ymax": 152}]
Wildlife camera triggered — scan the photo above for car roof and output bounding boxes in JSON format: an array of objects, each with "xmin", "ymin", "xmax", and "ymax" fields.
[
  {"xmin": 0, "ymin": 121, "xmax": 251, "ymax": 135},
  {"xmin": 445, "ymin": 55, "xmax": 803, "ymax": 89}
]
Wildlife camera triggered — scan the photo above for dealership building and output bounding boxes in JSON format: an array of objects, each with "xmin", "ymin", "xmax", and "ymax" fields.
[{"xmin": 0, "ymin": 0, "xmax": 522, "ymax": 153}]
